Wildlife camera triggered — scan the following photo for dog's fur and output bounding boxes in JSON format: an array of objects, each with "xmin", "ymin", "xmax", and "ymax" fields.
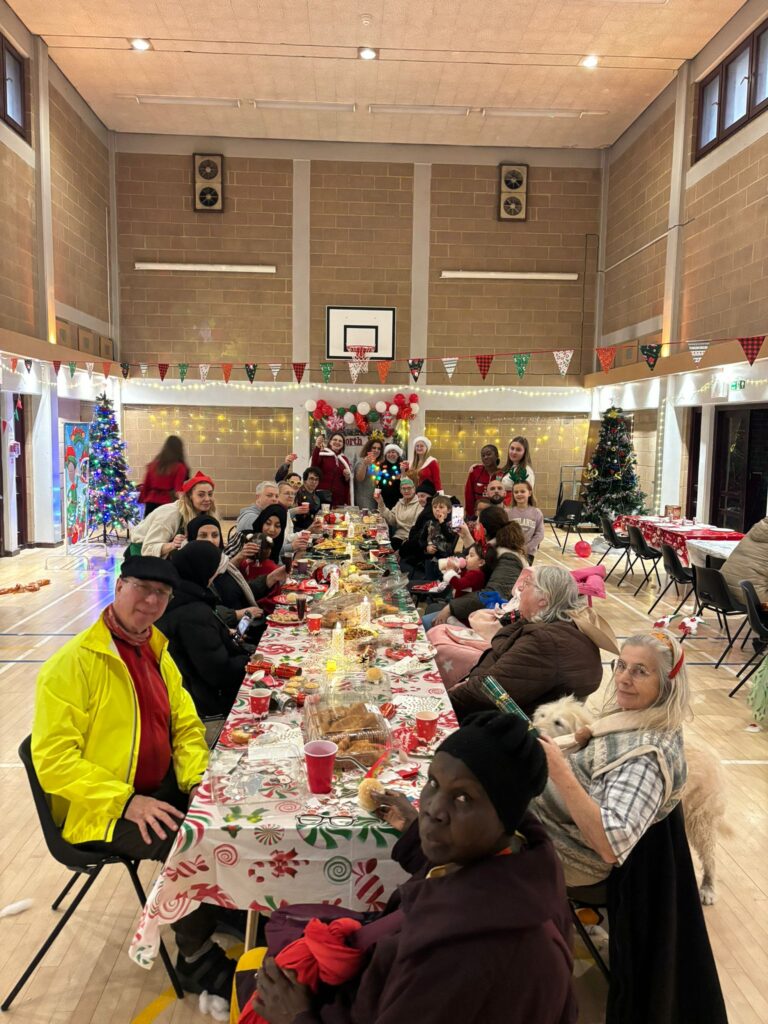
[{"xmin": 532, "ymin": 696, "xmax": 728, "ymax": 904}]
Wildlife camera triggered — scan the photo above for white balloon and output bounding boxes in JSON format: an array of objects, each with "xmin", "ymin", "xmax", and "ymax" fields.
[
  {"xmin": 344, "ymin": 411, "xmax": 355, "ymax": 424},
  {"xmin": 375, "ymin": 401, "xmax": 387, "ymax": 413},
  {"xmin": 389, "ymin": 404, "xmax": 399, "ymax": 415},
  {"xmin": 305, "ymin": 399, "xmax": 317, "ymax": 412},
  {"xmin": 411, "ymin": 403, "xmax": 420, "ymax": 414},
  {"xmin": 357, "ymin": 401, "xmax": 370, "ymax": 415}
]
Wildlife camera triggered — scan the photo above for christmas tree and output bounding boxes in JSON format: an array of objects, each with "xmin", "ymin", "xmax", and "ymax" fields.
[
  {"xmin": 582, "ymin": 406, "xmax": 647, "ymax": 521},
  {"xmin": 88, "ymin": 393, "xmax": 140, "ymax": 541}
]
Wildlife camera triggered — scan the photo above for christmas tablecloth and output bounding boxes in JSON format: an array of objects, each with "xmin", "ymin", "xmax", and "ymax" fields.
[
  {"xmin": 129, "ymin": 601, "xmax": 455, "ymax": 968},
  {"xmin": 685, "ymin": 538, "xmax": 741, "ymax": 568},
  {"xmin": 613, "ymin": 515, "xmax": 743, "ymax": 566}
]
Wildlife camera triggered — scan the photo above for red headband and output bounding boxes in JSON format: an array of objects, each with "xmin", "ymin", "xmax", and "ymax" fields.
[{"xmin": 650, "ymin": 630, "xmax": 684, "ymax": 679}]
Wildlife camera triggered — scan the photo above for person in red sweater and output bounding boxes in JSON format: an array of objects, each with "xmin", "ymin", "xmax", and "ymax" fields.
[
  {"xmin": 138, "ymin": 435, "xmax": 190, "ymax": 517},
  {"xmin": 440, "ymin": 543, "xmax": 489, "ymax": 596},
  {"xmin": 311, "ymin": 432, "xmax": 352, "ymax": 507},
  {"xmin": 464, "ymin": 444, "xmax": 503, "ymax": 517},
  {"xmin": 408, "ymin": 435, "xmax": 442, "ymax": 492}
]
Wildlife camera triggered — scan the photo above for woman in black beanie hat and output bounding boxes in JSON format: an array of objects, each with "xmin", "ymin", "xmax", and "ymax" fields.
[
  {"xmin": 255, "ymin": 713, "xmax": 576, "ymax": 1024},
  {"xmin": 156, "ymin": 541, "xmax": 249, "ymax": 718}
]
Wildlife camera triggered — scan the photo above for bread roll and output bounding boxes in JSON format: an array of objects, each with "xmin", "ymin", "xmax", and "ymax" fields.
[{"xmin": 358, "ymin": 777, "xmax": 386, "ymax": 812}]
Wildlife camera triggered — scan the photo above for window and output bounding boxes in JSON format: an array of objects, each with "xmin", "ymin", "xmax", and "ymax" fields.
[
  {"xmin": 695, "ymin": 16, "xmax": 768, "ymax": 160},
  {"xmin": 1, "ymin": 34, "xmax": 27, "ymax": 138}
]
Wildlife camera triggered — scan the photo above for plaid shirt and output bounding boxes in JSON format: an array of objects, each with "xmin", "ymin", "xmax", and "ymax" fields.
[{"xmin": 591, "ymin": 754, "xmax": 665, "ymax": 864}]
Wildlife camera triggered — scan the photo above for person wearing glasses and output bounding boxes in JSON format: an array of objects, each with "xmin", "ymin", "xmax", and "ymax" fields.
[{"xmin": 31, "ymin": 557, "xmax": 236, "ymax": 1003}]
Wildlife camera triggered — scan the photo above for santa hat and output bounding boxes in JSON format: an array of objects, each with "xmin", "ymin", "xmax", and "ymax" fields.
[
  {"xmin": 383, "ymin": 443, "xmax": 403, "ymax": 458},
  {"xmin": 412, "ymin": 435, "xmax": 432, "ymax": 453},
  {"xmin": 181, "ymin": 471, "xmax": 215, "ymax": 493}
]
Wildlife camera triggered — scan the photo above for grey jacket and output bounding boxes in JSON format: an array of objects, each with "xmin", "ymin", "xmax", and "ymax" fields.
[{"xmin": 449, "ymin": 548, "xmax": 528, "ymax": 622}]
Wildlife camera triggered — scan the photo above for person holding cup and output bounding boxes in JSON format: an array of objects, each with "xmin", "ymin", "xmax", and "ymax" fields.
[
  {"xmin": 251, "ymin": 713, "xmax": 576, "ymax": 1024},
  {"xmin": 311, "ymin": 431, "xmax": 352, "ymax": 508},
  {"xmin": 375, "ymin": 476, "xmax": 421, "ymax": 549},
  {"xmin": 354, "ymin": 436, "xmax": 384, "ymax": 509}
]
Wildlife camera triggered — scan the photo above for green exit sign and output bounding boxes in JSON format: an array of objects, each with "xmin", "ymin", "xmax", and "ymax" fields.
[{"xmin": 730, "ymin": 379, "xmax": 746, "ymax": 391}]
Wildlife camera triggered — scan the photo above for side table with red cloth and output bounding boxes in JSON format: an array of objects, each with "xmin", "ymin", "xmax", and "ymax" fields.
[{"xmin": 612, "ymin": 516, "xmax": 743, "ymax": 567}]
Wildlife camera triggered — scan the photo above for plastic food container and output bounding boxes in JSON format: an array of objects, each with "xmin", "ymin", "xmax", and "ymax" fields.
[{"xmin": 303, "ymin": 695, "xmax": 391, "ymax": 769}]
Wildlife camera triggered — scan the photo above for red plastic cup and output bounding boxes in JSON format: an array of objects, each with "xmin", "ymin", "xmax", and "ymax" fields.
[
  {"xmin": 249, "ymin": 688, "xmax": 271, "ymax": 720},
  {"xmin": 307, "ymin": 613, "xmax": 323, "ymax": 633},
  {"xmin": 402, "ymin": 623, "xmax": 419, "ymax": 644},
  {"xmin": 304, "ymin": 740, "xmax": 338, "ymax": 794},
  {"xmin": 415, "ymin": 711, "xmax": 439, "ymax": 743}
]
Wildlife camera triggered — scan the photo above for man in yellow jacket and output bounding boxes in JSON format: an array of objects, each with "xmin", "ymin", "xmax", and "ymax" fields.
[{"xmin": 32, "ymin": 556, "xmax": 234, "ymax": 1004}]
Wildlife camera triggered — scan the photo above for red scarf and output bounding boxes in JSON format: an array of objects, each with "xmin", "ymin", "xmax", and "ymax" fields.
[{"xmin": 103, "ymin": 603, "xmax": 152, "ymax": 647}]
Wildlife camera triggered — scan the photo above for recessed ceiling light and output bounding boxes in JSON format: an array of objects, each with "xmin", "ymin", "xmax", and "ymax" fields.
[
  {"xmin": 580, "ymin": 54, "xmax": 599, "ymax": 68},
  {"xmin": 369, "ymin": 103, "xmax": 469, "ymax": 116},
  {"xmin": 358, "ymin": 46, "xmax": 379, "ymax": 60},
  {"xmin": 252, "ymin": 99, "xmax": 357, "ymax": 113},
  {"xmin": 133, "ymin": 94, "xmax": 241, "ymax": 107},
  {"xmin": 129, "ymin": 38, "xmax": 152, "ymax": 51}
]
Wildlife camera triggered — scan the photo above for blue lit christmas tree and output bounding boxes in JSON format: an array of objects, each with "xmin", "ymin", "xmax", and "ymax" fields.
[
  {"xmin": 89, "ymin": 392, "xmax": 140, "ymax": 541},
  {"xmin": 582, "ymin": 406, "xmax": 647, "ymax": 520}
]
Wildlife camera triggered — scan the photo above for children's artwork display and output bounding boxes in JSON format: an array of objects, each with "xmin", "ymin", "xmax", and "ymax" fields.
[{"xmin": 63, "ymin": 423, "xmax": 91, "ymax": 547}]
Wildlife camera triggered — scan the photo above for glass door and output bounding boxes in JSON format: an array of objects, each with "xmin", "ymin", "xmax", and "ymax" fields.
[{"xmin": 711, "ymin": 408, "xmax": 750, "ymax": 530}]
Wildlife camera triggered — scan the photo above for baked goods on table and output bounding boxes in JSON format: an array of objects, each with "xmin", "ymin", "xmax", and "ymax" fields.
[{"xmin": 307, "ymin": 700, "xmax": 390, "ymax": 767}]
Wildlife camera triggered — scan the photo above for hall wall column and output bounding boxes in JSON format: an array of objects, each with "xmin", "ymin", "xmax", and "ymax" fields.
[
  {"xmin": 661, "ymin": 62, "xmax": 691, "ymax": 349},
  {"xmin": 696, "ymin": 405, "xmax": 715, "ymax": 523},
  {"xmin": 656, "ymin": 376, "xmax": 684, "ymax": 512},
  {"xmin": 29, "ymin": 366, "xmax": 61, "ymax": 543},
  {"xmin": 409, "ymin": 163, "xmax": 430, "ymax": 443},
  {"xmin": 1, "ymin": 391, "xmax": 19, "ymax": 552}
]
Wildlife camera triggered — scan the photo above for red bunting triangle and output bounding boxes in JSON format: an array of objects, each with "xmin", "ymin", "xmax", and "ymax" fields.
[
  {"xmin": 102, "ymin": 362, "xmax": 112, "ymax": 378},
  {"xmin": 475, "ymin": 354, "xmax": 494, "ymax": 379},
  {"xmin": 1, "ymin": 420, "xmax": 6, "ymax": 434},
  {"xmin": 222, "ymin": 363, "xmax": 233, "ymax": 383},
  {"xmin": 292, "ymin": 361, "xmax": 306, "ymax": 384},
  {"xmin": 376, "ymin": 361, "xmax": 391, "ymax": 385},
  {"xmin": 52, "ymin": 360, "xmax": 62, "ymax": 376},
  {"xmin": 158, "ymin": 362, "xmax": 169, "ymax": 381},
  {"xmin": 738, "ymin": 336, "xmax": 765, "ymax": 366},
  {"xmin": 10, "ymin": 357, "xmax": 18, "ymax": 372},
  {"xmin": 597, "ymin": 347, "xmax": 617, "ymax": 373}
]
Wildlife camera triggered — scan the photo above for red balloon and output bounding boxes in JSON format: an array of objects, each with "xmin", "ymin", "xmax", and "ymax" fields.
[
  {"xmin": 312, "ymin": 408, "xmax": 322, "ymax": 419},
  {"xmin": 408, "ymin": 392, "xmax": 419, "ymax": 404},
  {"xmin": 574, "ymin": 541, "xmax": 592, "ymax": 559},
  {"xmin": 393, "ymin": 393, "xmax": 406, "ymax": 406}
]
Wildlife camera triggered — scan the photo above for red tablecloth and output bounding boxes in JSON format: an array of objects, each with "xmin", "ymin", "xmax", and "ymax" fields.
[{"xmin": 613, "ymin": 516, "xmax": 744, "ymax": 566}]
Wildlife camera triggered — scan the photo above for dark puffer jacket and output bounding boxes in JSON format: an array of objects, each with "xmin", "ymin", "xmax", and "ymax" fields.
[{"xmin": 450, "ymin": 617, "xmax": 602, "ymax": 720}]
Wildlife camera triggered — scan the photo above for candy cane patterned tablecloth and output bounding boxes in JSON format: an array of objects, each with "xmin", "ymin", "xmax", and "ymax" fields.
[
  {"xmin": 613, "ymin": 515, "xmax": 743, "ymax": 566},
  {"xmin": 129, "ymin": 620, "xmax": 456, "ymax": 969}
]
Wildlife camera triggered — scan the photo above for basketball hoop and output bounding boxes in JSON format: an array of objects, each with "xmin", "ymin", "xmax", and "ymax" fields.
[{"xmin": 349, "ymin": 344, "xmax": 374, "ymax": 382}]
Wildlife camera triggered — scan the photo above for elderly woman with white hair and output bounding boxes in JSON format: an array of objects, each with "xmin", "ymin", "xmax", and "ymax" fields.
[
  {"xmin": 449, "ymin": 565, "xmax": 617, "ymax": 720},
  {"xmin": 535, "ymin": 629, "xmax": 690, "ymax": 887}
]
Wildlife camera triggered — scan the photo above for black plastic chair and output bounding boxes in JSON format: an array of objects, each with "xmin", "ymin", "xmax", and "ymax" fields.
[
  {"xmin": 692, "ymin": 566, "xmax": 748, "ymax": 669},
  {"xmin": 729, "ymin": 581, "xmax": 768, "ymax": 697},
  {"xmin": 618, "ymin": 525, "xmax": 662, "ymax": 596},
  {"xmin": 567, "ymin": 881, "xmax": 610, "ymax": 982},
  {"xmin": 545, "ymin": 499, "xmax": 585, "ymax": 553},
  {"xmin": 648, "ymin": 543, "xmax": 697, "ymax": 616},
  {"xmin": 595, "ymin": 516, "xmax": 632, "ymax": 581},
  {"xmin": 2, "ymin": 738, "xmax": 184, "ymax": 1011}
]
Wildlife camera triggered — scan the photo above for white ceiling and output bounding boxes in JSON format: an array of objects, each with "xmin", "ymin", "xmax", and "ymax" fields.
[{"xmin": 10, "ymin": 0, "xmax": 747, "ymax": 148}]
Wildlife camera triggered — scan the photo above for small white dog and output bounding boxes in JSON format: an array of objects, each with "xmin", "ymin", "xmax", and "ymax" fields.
[{"xmin": 532, "ymin": 696, "xmax": 727, "ymax": 904}]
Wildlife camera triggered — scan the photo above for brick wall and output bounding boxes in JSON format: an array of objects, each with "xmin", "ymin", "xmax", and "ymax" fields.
[
  {"xmin": 122, "ymin": 404, "xmax": 292, "ymax": 517},
  {"xmin": 603, "ymin": 103, "xmax": 674, "ymax": 339},
  {"xmin": 629, "ymin": 409, "xmax": 658, "ymax": 509},
  {"xmin": 428, "ymin": 165, "xmax": 600, "ymax": 387},
  {"xmin": 425, "ymin": 411, "xmax": 591, "ymax": 513},
  {"xmin": 680, "ymin": 131, "xmax": 768, "ymax": 341},
  {"xmin": 117, "ymin": 155, "xmax": 292, "ymax": 374},
  {"xmin": 0, "ymin": 141, "xmax": 37, "ymax": 336},
  {"xmin": 49, "ymin": 87, "xmax": 110, "ymax": 322},
  {"xmin": 309, "ymin": 161, "xmax": 413, "ymax": 384}
]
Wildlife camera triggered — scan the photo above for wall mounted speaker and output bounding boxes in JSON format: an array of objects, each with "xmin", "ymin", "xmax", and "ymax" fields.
[
  {"xmin": 193, "ymin": 153, "xmax": 224, "ymax": 211},
  {"xmin": 498, "ymin": 163, "xmax": 528, "ymax": 221}
]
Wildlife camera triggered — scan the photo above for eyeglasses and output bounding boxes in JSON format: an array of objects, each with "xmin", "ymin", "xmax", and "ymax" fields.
[
  {"xmin": 125, "ymin": 579, "xmax": 173, "ymax": 602},
  {"xmin": 614, "ymin": 659, "xmax": 654, "ymax": 680},
  {"xmin": 297, "ymin": 812, "xmax": 356, "ymax": 829}
]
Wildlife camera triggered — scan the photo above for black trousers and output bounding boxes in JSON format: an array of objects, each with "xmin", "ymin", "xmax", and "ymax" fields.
[
  {"xmin": 143, "ymin": 502, "xmax": 163, "ymax": 518},
  {"xmin": 75, "ymin": 772, "xmax": 217, "ymax": 957}
]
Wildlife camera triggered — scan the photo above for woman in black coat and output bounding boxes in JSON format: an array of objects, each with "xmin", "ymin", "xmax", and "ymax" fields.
[{"xmin": 157, "ymin": 541, "xmax": 249, "ymax": 718}]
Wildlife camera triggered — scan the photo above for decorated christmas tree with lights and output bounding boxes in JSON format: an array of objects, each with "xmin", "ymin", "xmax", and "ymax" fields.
[
  {"xmin": 582, "ymin": 406, "xmax": 647, "ymax": 521},
  {"xmin": 88, "ymin": 393, "xmax": 140, "ymax": 541}
]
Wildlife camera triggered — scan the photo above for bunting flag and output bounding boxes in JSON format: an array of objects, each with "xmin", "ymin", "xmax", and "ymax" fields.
[
  {"xmin": 738, "ymin": 335, "xmax": 765, "ymax": 366},
  {"xmin": 199, "ymin": 363, "xmax": 210, "ymax": 384},
  {"xmin": 514, "ymin": 353, "xmax": 531, "ymax": 379},
  {"xmin": 222, "ymin": 363, "xmax": 233, "ymax": 384},
  {"xmin": 269, "ymin": 363, "xmax": 282, "ymax": 381},
  {"xmin": 687, "ymin": 341, "xmax": 709, "ymax": 366},
  {"xmin": 102, "ymin": 362, "xmax": 111, "ymax": 378},
  {"xmin": 553, "ymin": 349, "xmax": 574, "ymax": 376},
  {"xmin": 597, "ymin": 346, "xmax": 617, "ymax": 373},
  {"xmin": 442, "ymin": 357, "xmax": 458, "ymax": 380},
  {"xmin": 348, "ymin": 360, "xmax": 362, "ymax": 384},
  {"xmin": 178, "ymin": 362, "xmax": 189, "ymax": 383},
  {"xmin": 475, "ymin": 354, "xmax": 494, "ymax": 380},
  {"xmin": 139, "ymin": 363, "xmax": 148, "ymax": 378},
  {"xmin": 320, "ymin": 361, "xmax": 333, "ymax": 384},
  {"xmin": 640, "ymin": 344, "xmax": 662, "ymax": 372},
  {"xmin": 120, "ymin": 362, "xmax": 130, "ymax": 379},
  {"xmin": 292, "ymin": 361, "xmax": 306, "ymax": 384},
  {"xmin": 23, "ymin": 359, "xmax": 32, "ymax": 373},
  {"xmin": 1, "ymin": 420, "xmax": 6, "ymax": 434},
  {"xmin": 375, "ymin": 361, "xmax": 390, "ymax": 385},
  {"xmin": 158, "ymin": 362, "xmax": 169, "ymax": 382},
  {"xmin": 10, "ymin": 358, "xmax": 18, "ymax": 372},
  {"xmin": 68, "ymin": 361, "xmax": 77, "ymax": 380},
  {"xmin": 85, "ymin": 362, "xmax": 94, "ymax": 380},
  {"xmin": 244, "ymin": 363, "xmax": 256, "ymax": 383},
  {"xmin": 408, "ymin": 358, "xmax": 424, "ymax": 383},
  {"xmin": 52, "ymin": 360, "xmax": 62, "ymax": 377}
]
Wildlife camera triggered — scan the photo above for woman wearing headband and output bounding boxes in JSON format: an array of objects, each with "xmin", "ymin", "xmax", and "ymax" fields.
[{"xmin": 534, "ymin": 629, "xmax": 690, "ymax": 887}]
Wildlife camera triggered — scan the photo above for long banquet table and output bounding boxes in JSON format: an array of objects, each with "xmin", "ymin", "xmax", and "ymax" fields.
[
  {"xmin": 129, "ymin": 544, "xmax": 456, "ymax": 969},
  {"xmin": 613, "ymin": 514, "xmax": 743, "ymax": 566}
]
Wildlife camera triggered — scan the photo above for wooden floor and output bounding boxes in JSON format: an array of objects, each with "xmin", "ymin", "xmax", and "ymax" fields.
[{"xmin": 0, "ymin": 535, "xmax": 766, "ymax": 1024}]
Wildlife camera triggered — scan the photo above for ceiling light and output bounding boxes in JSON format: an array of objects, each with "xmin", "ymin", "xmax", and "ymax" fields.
[
  {"xmin": 134, "ymin": 262, "xmax": 276, "ymax": 274},
  {"xmin": 440, "ymin": 271, "xmax": 579, "ymax": 281},
  {"xmin": 252, "ymin": 100, "xmax": 357, "ymax": 113},
  {"xmin": 580, "ymin": 54, "xmax": 599, "ymax": 68},
  {"xmin": 368, "ymin": 103, "xmax": 469, "ymax": 116},
  {"xmin": 133, "ymin": 95, "xmax": 241, "ymax": 108},
  {"xmin": 358, "ymin": 46, "xmax": 379, "ymax": 60},
  {"xmin": 129, "ymin": 38, "xmax": 152, "ymax": 51}
]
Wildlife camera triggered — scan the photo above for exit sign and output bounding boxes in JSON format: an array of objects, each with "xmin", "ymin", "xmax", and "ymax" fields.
[{"xmin": 730, "ymin": 379, "xmax": 746, "ymax": 391}]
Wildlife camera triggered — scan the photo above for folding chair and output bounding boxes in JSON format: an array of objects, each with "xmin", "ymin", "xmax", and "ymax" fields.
[
  {"xmin": 692, "ymin": 566, "xmax": 748, "ymax": 669},
  {"xmin": 648, "ymin": 544, "xmax": 696, "ymax": 617},
  {"xmin": 729, "ymin": 581, "xmax": 768, "ymax": 697},
  {"xmin": 617, "ymin": 525, "xmax": 662, "ymax": 596},
  {"xmin": 567, "ymin": 881, "xmax": 611, "ymax": 983},
  {"xmin": 2, "ymin": 738, "xmax": 183, "ymax": 1011},
  {"xmin": 595, "ymin": 516, "xmax": 632, "ymax": 581},
  {"xmin": 544, "ymin": 500, "xmax": 586, "ymax": 553}
]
